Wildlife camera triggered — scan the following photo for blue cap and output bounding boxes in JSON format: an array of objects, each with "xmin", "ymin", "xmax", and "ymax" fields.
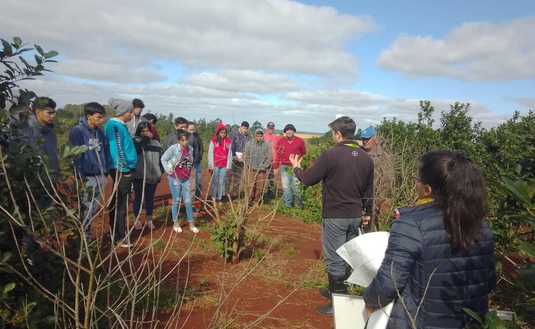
[{"xmin": 361, "ymin": 126, "xmax": 376, "ymax": 139}]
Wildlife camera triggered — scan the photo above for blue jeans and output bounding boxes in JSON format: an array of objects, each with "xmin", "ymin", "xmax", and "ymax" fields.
[
  {"xmin": 193, "ymin": 162, "xmax": 202, "ymax": 199},
  {"xmin": 167, "ymin": 175, "xmax": 193, "ymax": 223},
  {"xmin": 280, "ymin": 165, "xmax": 302, "ymax": 208},
  {"xmin": 82, "ymin": 175, "xmax": 107, "ymax": 238},
  {"xmin": 210, "ymin": 167, "xmax": 227, "ymax": 201}
]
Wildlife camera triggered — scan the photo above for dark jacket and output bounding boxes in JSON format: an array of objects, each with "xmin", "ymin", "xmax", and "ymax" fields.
[
  {"xmin": 133, "ymin": 138, "xmax": 162, "ymax": 184},
  {"xmin": 231, "ymin": 132, "xmax": 249, "ymax": 156},
  {"xmin": 69, "ymin": 117, "xmax": 109, "ymax": 178},
  {"xmin": 364, "ymin": 205, "xmax": 496, "ymax": 329},
  {"xmin": 21, "ymin": 115, "xmax": 59, "ymax": 177},
  {"xmin": 163, "ymin": 132, "xmax": 176, "ymax": 153},
  {"xmin": 293, "ymin": 142, "xmax": 373, "ymax": 218},
  {"xmin": 189, "ymin": 132, "xmax": 204, "ymax": 165}
]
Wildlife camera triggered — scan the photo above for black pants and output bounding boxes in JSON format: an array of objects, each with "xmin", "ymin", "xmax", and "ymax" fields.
[
  {"xmin": 108, "ymin": 170, "xmax": 133, "ymax": 243},
  {"xmin": 133, "ymin": 179, "xmax": 158, "ymax": 217}
]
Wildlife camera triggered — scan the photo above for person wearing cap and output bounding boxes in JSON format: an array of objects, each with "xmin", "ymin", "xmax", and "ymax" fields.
[
  {"xmin": 105, "ymin": 98, "xmax": 138, "ymax": 248},
  {"xmin": 244, "ymin": 128, "xmax": 272, "ymax": 203},
  {"xmin": 288, "ymin": 116, "xmax": 374, "ymax": 315},
  {"xmin": 263, "ymin": 122, "xmax": 279, "ymax": 201},
  {"xmin": 360, "ymin": 126, "xmax": 376, "ymax": 151},
  {"xmin": 275, "ymin": 124, "xmax": 306, "ymax": 208},
  {"xmin": 230, "ymin": 121, "xmax": 250, "ymax": 198},
  {"xmin": 127, "ymin": 98, "xmax": 145, "ymax": 137}
]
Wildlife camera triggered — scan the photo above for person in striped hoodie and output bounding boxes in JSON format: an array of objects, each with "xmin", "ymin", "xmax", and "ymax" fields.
[{"xmin": 105, "ymin": 98, "xmax": 138, "ymax": 247}]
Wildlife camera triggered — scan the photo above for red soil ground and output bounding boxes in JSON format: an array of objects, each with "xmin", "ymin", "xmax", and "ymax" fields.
[{"xmin": 95, "ymin": 172, "xmax": 334, "ymax": 329}]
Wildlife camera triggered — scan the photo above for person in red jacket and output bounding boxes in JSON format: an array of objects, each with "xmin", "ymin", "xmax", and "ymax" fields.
[
  {"xmin": 207, "ymin": 123, "xmax": 233, "ymax": 205},
  {"xmin": 263, "ymin": 121, "xmax": 280, "ymax": 201},
  {"xmin": 275, "ymin": 124, "xmax": 306, "ymax": 208}
]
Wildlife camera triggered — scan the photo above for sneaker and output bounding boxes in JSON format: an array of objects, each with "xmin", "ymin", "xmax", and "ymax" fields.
[
  {"xmin": 134, "ymin": 220, "xmax": 143, "ymax": 230},
  {"xmin": 173, "ymin": 223, "xmax": 183, "ymax": 233},
  {"xmin": 147, "ymin": 221, "xmax": 155, "ymax": 230},
  {"xmin": 118, "ymin": 242, "xmax": 133, "ymax": 248},
  {"xmin": 189, "ymin": 225, "xmax": 199, "ymax": 234}
]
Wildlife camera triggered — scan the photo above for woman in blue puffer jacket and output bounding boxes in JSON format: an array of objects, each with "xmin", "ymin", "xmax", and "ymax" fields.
[{"xmin": 364, "ymin": 151, "xmax": 496, "ymax": 329}]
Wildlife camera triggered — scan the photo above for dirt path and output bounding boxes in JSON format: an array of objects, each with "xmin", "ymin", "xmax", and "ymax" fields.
[{"xmin": 95, "ymin": 172, "xmax": 334, "ymax": 328}]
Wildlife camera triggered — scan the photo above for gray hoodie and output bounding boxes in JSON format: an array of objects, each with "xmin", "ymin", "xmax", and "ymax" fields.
[
  {"xmin": 133, "ymin": 137, "xmax": 163, "ymax": 184},
  {"xmin": 244, "ymin": 140, "xmax": 272, "ymax": 171}
]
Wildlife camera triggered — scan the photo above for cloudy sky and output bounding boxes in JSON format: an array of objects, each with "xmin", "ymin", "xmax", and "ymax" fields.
[{"xmin": 3, "ymin": 0, "xmax": 534, "ymax": 131}]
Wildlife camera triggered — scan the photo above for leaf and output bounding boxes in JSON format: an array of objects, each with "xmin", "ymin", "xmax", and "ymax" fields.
[
  {"xmin": 2, "ymin": 282, "xmax": 15, "ymax": 295},
  {"xmin": 463, "ymin": 308, "xmax": 483, "ymax": 324},
  {"xmin": 44, "ymin": 50, "xmax": 58, "ymax": 59},
  {"xmin": 518, "ymin": 241, "xmax": 535, "ymax": 258},
  {"xmin": 12, "ymin": 37, "xmax": 22, "ymax": 48},
  {"xmin": 34, "ymin": 54, "xmax": 42, "ymax": 65},
  {"xmin": 34, "ymin": 44, "xmax": 44, "ymax": 56},
  {"xmin": 1, "ymin": 39, "xmax": 12, "ymax": 56}
]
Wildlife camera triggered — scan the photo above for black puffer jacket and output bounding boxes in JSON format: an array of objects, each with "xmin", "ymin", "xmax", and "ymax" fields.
[{"xmin": 364, "ymin": 204, "xmax": 496, "ymax": 329}]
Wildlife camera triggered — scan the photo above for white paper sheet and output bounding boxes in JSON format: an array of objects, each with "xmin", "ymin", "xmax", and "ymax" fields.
[{"xmin": 335, "ymin": 232, "xmax": 393, "ymax": 329}]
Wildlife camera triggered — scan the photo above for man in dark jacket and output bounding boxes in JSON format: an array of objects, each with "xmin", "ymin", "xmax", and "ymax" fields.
[
  {"xmin": 69, "ymin": 102, "xmax": 109, "ymax": 239},
  {"xmin": 230, "ymin": 121, "xmax": 249, "ymax": 198},
  {"xmin": 187, "ymin": 122, "xmax": 204, "ymax": 202},
  {"xmin": 163, "ymin": 117, "xmax": 188, "ymax": 151},
  {"xmin": 21, "ymin": 97, "xmax": 60, "ymax": 180},
  {"xmin": 289, "ymin": 116, "xmax": 374, "ymax": 315}
]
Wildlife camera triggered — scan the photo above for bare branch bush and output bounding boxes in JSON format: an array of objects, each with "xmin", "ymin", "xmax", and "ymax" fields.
[{"xmin": 0, "ymin": 148, "xmax": 196, "ymax": 329}]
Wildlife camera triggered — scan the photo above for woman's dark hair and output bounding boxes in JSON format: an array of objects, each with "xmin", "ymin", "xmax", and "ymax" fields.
[
  {"xmin": 328, "ymin": 116, "xmax": 356, "ymax": 139},
  {"xmin": 419, "ymin": 151, "xmax": 487, "ymax": 252},
  {"xmin": 84, "ymin": 102, "xmax": 106, "ymax": 117},
  {"xmin": 176, "ymin": 129, "xmax": 190, "ymax": 141},
  {"xmin": 135, "ymin": 121, "xmax": 152, "ymax": 138}
]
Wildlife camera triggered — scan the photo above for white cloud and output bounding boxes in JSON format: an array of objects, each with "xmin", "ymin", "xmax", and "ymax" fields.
[
  {"xmin": 185, "ymin": 70, "xmax": 298, "ymax": 94},
  {"xmin": 379, "ymin": 18, "xmax": 535, "ymax": 81},
  {"xmin": 512, "ymin": 97, "xmax": 535, "ymax": 109},
  {"xmin": 1, "ymin": 0, "xmax": 374, "ymax": 82}
]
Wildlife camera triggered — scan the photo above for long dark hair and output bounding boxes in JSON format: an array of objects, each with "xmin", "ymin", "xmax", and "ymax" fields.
[
  {"xmin": 419, "ymin": 151, "xmax": 487, "ymax": 252},
  {"xmin": 135, "ymin": 121, "xmax": 152, "ymax": 138}
]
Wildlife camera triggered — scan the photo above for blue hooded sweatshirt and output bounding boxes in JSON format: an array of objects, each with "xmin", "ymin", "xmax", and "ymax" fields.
[
  {"xmin": 104, "ymin": 118, "xmax": 137, "ymax": 173},
  {"xmin": 69, "ymin": 117, "xmax": 109, "ymax": 178}
]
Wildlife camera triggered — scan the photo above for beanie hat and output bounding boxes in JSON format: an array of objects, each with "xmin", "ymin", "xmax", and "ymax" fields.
[
  {"xmin": 283, "ymin": 124, "xmax": 296, "ymax": 133},
  {"xmin": 109, "ymin": 98, "xmax": 133, "ymax": 116}
]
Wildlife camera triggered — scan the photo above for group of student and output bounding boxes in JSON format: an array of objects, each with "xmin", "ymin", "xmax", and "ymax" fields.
[{"xmin": 22, "ymin": 96, "xmax": 311, "ymax": 248}]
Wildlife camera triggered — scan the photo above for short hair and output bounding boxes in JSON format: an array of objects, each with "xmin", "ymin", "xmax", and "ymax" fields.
[
  {"xmin": 84, "ymin": 102, "xmax": 106, "ymax": 117},
  {"xmin": 176, "ymin": 129, "xmax": 190, "ymax": 140},
  {"xmin": 241, "ymin": 121, "xmax": 250, "ymax": 128},
  {"xmin": 32, "ymin": 97, "xmax": 56, "ymax": 112},
  {"xmin": 187, "ymin": 121, "xmax": 196, "ymax": 127},
  {"xmin": 175, "ymin": 117, "xmax": 188, "ymax": 126},
  {"xmin": 328, "ymin": 116, "xmax": 356, "ymax": 139},
  {"xmin": 142, "ymin": 113, "xmax": 157, "ymax": 123},
  {"xmin": 132, "ymin": 98, "xmax": 145, "ymax": 109}
]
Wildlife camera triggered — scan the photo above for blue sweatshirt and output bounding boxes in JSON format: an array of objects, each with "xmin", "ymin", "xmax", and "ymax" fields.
[
  {"xmin": 104, "ymin": 118, "xmax": 137, "ymax": 173},
  {"xmin": 69, "ymin": 117, "xmax": 109, "ymax": 178}
]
